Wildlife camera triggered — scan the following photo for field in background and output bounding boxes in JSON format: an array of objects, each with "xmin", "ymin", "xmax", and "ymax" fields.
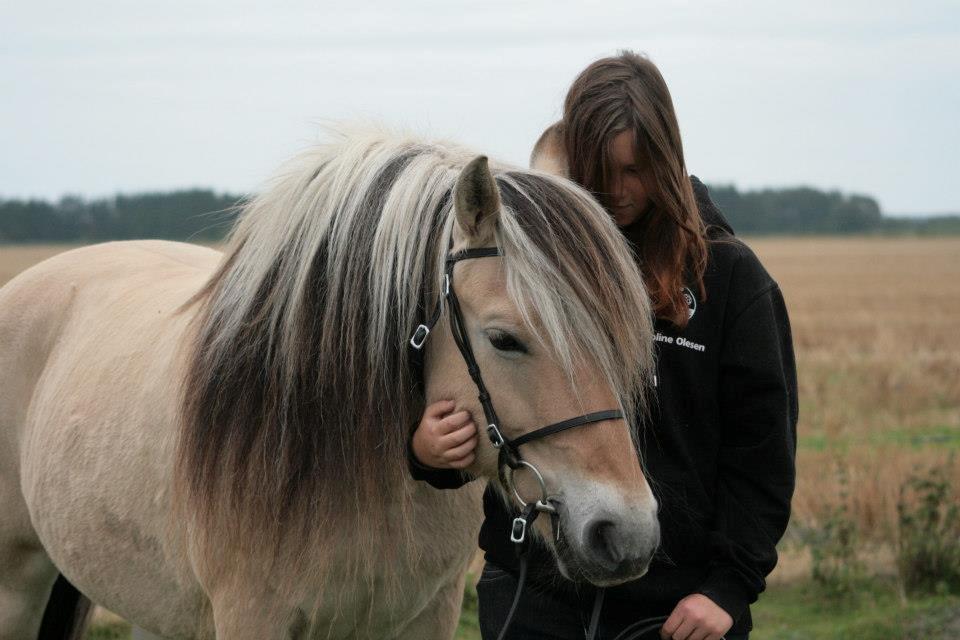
[
  {"xmin": 752, "ymin": 238, "xmax": 960, "ymax": 552},
  {"xmin": 0, "ymin": 244, "xmax": 81, "ymax": 287},
  {"xmin": 3, "ymin": 237, "xmax": 959, "ymax": 637}
]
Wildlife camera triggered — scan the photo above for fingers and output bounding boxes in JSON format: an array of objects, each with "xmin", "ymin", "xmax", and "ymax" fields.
[
  {"xmin": 443, "ymin": 435, "xmax": 477, "ymax": 462},
  {"xmin": 425, "ymin": 399, "xmax": 456, "ymax": 419},
  {"xmin": 414, "ymin": 401, "xmax": 480, "ymax": 470},
  {"xmin": 688, "ymin": 628, "xmax": 711, "ymax": 640},
  {"xmin": 440, "ymin": 410, "xmax": 473, "ymax": 431},
  {"xmin": 661, "ymin": 611, "xmax": 682, "ymax": 639},
  {"xmin": 670, "ymin": 618, "xmax": 697, "ymax": 640},
  {"xmin": 441, "ymin": 422, "xmax": 477, "ymax": 448}
]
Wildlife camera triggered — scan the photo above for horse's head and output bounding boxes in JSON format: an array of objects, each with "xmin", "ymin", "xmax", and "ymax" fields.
[{"xmin": 423, "ymin": 156, "xmax": 659, "ymax": 586}]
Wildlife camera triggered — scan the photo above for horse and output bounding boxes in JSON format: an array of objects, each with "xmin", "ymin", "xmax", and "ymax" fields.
[{"xmin": 0, "ymin": 126, "xmax": 660, "ymax": 639}]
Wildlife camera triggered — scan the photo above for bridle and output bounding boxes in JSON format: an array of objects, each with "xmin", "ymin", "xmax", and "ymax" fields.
[
  {"xmin": 409, "ymin": 246, "xmax": 624, "ymax": 535},
  {"xmin": 409, "ymin": 245, "xmax": 628, "ymax": 639}
]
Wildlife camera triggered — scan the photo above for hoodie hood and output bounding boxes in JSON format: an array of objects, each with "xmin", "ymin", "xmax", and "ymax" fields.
[{"xmin": 690, "ymin": 175, "xmax": 735, "ymax": 237}]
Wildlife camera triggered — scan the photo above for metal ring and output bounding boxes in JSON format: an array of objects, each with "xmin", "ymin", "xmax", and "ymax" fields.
[{"xmin": 504, "ymin": 460, "xmax": 555, "ymax": 513}]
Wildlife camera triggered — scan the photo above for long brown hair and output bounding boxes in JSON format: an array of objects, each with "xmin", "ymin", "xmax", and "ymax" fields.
[{"xmin": 560, "ymin": 50, "xmax": 707, "ymax": 328}]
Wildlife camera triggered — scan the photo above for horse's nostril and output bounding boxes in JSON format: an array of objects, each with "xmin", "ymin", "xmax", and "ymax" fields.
[{"xmin": 586, "ymin": 519, "xmax": 620, "ymax": 566}]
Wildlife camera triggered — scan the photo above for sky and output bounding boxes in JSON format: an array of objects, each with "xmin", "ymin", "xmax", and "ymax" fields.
[{"xmin": 2, "ymin": 0, "xmax": 958, "ymax": 216}]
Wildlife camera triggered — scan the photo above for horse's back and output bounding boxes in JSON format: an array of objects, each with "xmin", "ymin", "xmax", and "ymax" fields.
[{"xmin": 0, "ymin": 240, "xmax": 221, "ymax": 638}]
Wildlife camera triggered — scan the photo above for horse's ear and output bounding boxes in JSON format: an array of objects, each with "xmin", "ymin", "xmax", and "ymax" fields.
[
  {"xmin": 530, "ymin": 122, "xmax": 569, "ymax": 177},
  {"xmin": 454, "ymin": 155, "xmax": 500, "ymax": 244}
]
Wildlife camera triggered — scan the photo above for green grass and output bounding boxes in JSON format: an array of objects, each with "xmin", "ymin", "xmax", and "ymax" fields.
[
  {"xmin": 751, "ymin": 578, "xmax": 960, "ymax": 640},
  {"xmin": 455, "ymin": 577, "xmax": 481, "ymax": 640},
  {"xmin": 85, "ymin": 578, "xmax": 960, "ymax": 639},
  {"xmin": 799, "ymin": 425, "xmax": 960, "ymax": 452},
  {"xmin": 454, "ymin": 577, "xmax": 960, "ymax": 639}
]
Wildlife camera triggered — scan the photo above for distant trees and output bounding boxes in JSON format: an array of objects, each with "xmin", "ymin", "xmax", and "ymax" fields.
[
  {"xmin": 0, "ymin": 185, "xmax": 957, "ymax": 243},
  {"xmin": 708, "ymin": 185, "xmax": 885, "ymax": 234},
  {"xmin": 0, "ymin": 190, "xmax": 239, "ymax": 243}
]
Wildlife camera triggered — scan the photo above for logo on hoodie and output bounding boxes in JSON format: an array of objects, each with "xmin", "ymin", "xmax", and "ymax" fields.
[{"xmin": 681, "ymin": 287, "xmax": 697, "ymax": 319}]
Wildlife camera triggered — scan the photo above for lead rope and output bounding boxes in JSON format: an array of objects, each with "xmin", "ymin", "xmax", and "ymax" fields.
[
  {"xmin": 495, "ymin": 502, "xmax": 539, "ymax": 640},
  {"xmin": 499, "ymin": 508, "xmax": 609, "ymax": 640},
  {"xmin": 609, "ymin": 615, "xmax": 670, "ymax": 640},
  {"xmin": 585, "ymin": 588, "xmax": 605, "ymax": 639},
  {"xmin": 499, "ymin": 565, "xmax": 670, "ymax": 640}
]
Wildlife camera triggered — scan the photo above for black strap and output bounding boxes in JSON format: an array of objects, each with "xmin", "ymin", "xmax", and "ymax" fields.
[
  {"xmin": 409, "ymin": 247, "xmax": 503, "ymax": 351},
  {"xmin": 585, "ymin": 588, "xmax": 605, "ymax": 639},
  {"xmin": 511, "ymin": 409, "xmax": 624, "ymax": 448},
  {"xmin": 496, "ymin": 554, "xmax": 529, "ymax": 640},
  {"xmin": 446, "ymin": 267, "xmax": 504, "ymax": 440},
  {"xmin": 497, "ymin": 502, "xmax": 540, "ymax": 640},
  {"xmin": 415, "ymin": 294, "xmax": 446, "ymax": 345},
  {"xmin": 447, "ymin": 246, "xmax": 502, "ymax": 263}
]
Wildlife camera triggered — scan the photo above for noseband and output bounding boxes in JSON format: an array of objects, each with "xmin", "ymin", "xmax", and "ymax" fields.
[{"xmin": 410, "ymin": 246, "xmax": 628, "ymax": 640}]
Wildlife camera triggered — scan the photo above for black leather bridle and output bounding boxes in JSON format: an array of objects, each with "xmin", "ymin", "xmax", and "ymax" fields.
[{"xmin": 409, "ymin": 246, "xmax": 629, "ymax": 639}]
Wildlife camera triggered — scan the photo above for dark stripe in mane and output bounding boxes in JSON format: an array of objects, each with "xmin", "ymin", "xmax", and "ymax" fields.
[{"xmin": 179, "ymin": 148, "xmax": 435, "ymax": 554}]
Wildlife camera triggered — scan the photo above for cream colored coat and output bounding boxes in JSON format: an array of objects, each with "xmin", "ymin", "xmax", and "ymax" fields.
[{"xmin": 0, "ymin": 241, "xmax": 482, "ymax": 639}]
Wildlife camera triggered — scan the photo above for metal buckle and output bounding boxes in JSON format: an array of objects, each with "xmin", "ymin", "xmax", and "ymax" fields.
[
  {"xmin": 442, "ymin": 273, "xmax": 450, "ymax": 296},
  {"xmin": 487, "ymin": 424, "xmax": 505, "ymax": 448},
  {"xmin": 409, "ymin": 324, "xmax": 430, "ymax": 349},
  {"xmin": 510, "ymin": 516, "xmax": 527, "ymax": 544},
  {"xmin": 536, "ymin": 499, "xmax": 557, "ymax": 514}
]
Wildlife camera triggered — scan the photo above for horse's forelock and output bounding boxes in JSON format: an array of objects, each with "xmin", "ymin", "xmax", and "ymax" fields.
[{"xmin": 495, "ymin": 171, "xmax": 654, "ymax": 431}]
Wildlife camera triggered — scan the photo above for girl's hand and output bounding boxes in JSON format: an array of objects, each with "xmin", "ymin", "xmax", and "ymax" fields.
[
  {"xmin": 411, "ymin": 400, "xmax": 478, "ymax": 469},
  {"xmin": 660, "ymin": 593, "xmax": 733, "ymax": 640}
]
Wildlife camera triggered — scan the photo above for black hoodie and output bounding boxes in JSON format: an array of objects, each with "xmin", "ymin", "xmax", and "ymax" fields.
[{"xmin": 408, "ymin": 177, "xmax": 798, "ymax": 635}]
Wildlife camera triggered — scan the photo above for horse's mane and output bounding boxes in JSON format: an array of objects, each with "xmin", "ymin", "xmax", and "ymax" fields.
[{"xmin": 175, "ymin": 125, "xmax": 653, "ymax": 577}]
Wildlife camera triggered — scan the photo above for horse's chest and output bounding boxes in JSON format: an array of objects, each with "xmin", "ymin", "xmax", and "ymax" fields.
[{"xmin": 293, "ymin": 485, "xmax": 484, "ymax": 638}]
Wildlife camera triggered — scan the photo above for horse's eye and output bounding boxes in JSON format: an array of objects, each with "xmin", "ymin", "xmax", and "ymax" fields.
[{"xmin": 488, "ymin": 330, "xmax": 527, "ymax": 354}]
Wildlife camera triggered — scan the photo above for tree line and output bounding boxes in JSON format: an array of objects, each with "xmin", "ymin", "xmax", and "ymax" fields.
[
  {"xmin": 0, "ymin": 190, "xmax": 239, "ymax": 243},
  {"xmin": 0, "ymin": 186, "xmax": 957, "ymax": 243},
  {"xmin": 707, "ymin": 185, "xmax": 960, "ymax": 235}
]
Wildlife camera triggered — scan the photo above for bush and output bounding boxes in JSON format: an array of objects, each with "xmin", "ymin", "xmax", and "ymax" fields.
[
  {"xmin": 807, "ymin": 464, "xmax": 865, "ymax": 599},
  {"xmin": 896, "ymin": 458, "xmax": 960, "ymax": 596}
]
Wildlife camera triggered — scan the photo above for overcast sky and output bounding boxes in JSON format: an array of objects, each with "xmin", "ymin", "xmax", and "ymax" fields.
[{"xmin": 2, "ymin": 0, "xmax": 958, "ymax": 215}]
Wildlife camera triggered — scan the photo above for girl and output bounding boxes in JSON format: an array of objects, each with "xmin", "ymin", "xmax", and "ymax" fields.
[{"xmin": 410, "ymin": 51, "xmax": 797, "ymax": 640}]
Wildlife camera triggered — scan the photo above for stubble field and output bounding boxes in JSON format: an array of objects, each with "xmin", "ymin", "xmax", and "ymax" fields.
[
  {"xmin": 2, "ymin": 237, "xmax": 959, "ymax": 638},
  {"xmin": 754, "ymin": 238, "xmax": 960, "ymax": 552}
]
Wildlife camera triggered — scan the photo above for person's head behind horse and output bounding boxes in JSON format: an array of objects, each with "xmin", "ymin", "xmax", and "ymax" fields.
[
  {"xmin": 177, "ymin": 125, "xmax": 658, "ymax": 589},
  {"xmin": 532, "ymin": 50, "xmax": 708, "ymax": 329}
]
